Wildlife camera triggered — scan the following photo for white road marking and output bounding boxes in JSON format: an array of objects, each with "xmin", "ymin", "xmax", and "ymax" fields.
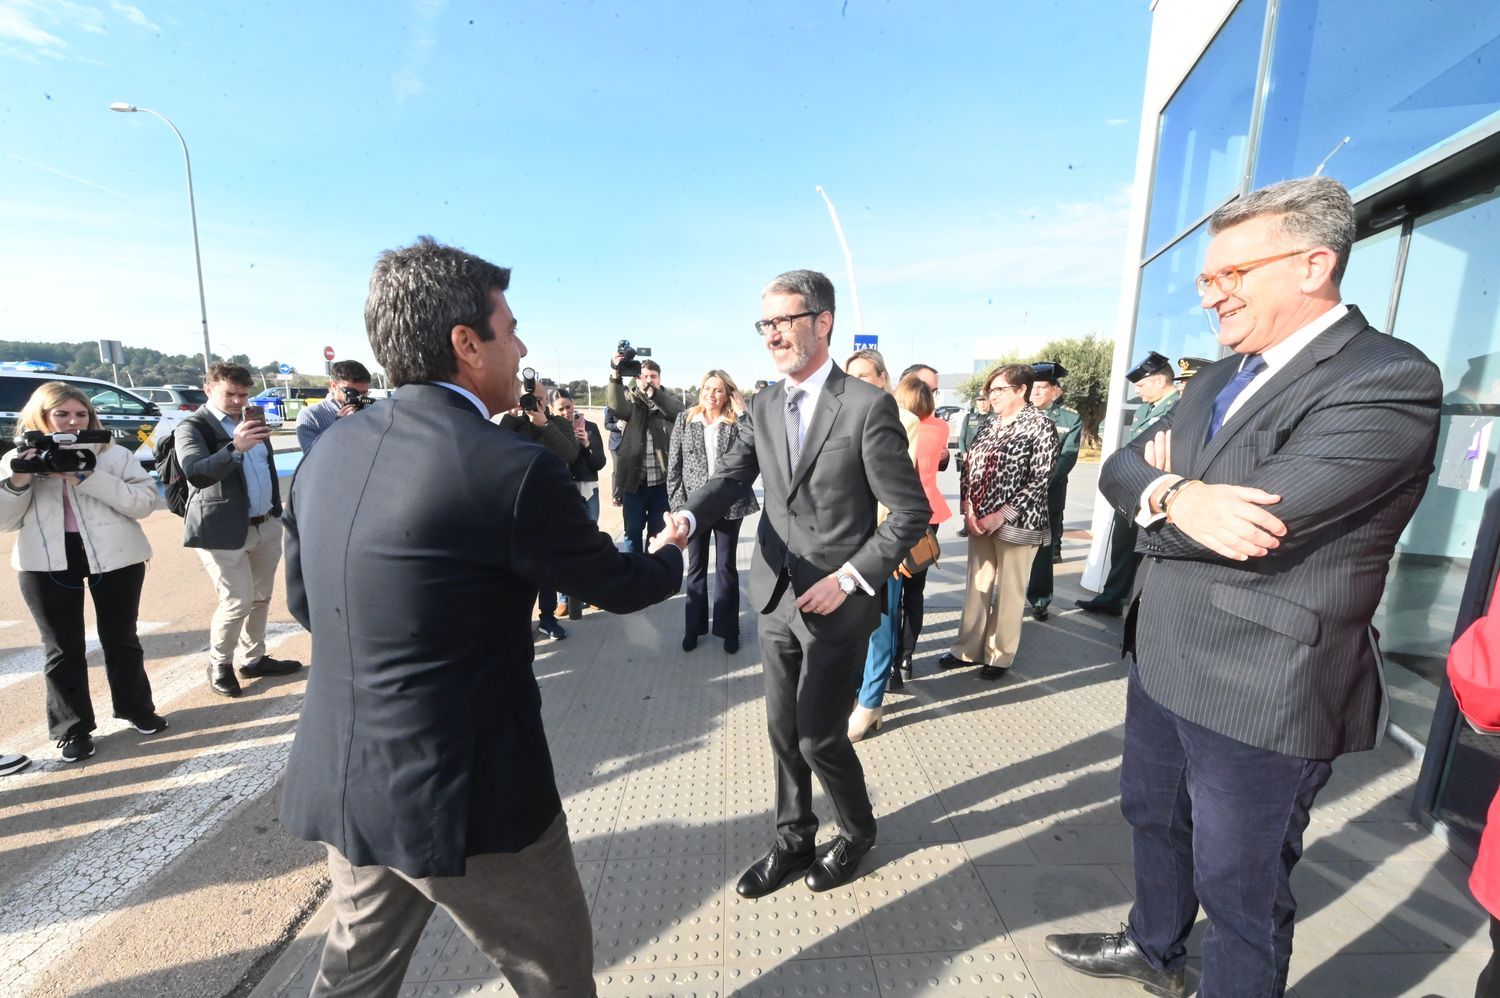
[
  {"xmin": 0, "ymin": 621, "xmax": 170, "ymax": 691},
  {"xmin": 0, "ymin": 623, "xmax": 305, "ymax": 995}
]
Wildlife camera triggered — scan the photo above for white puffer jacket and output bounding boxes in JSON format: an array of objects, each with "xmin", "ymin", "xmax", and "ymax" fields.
[{"xmin": 0, "ymin": 443, "xmax": 160, "ymax": 573}]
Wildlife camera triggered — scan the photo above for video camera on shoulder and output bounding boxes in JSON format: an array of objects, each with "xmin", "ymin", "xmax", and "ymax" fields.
[
  {"xmin": 518, "ymin": 367, "xmax": 542, "ymax": 412},
  {"xmin": 613, "ymin": 339, "xmax": 652, "ymax": 379},
  {"xmin": 340, "ymin": 386, "xmax": 373, "ymax": 411},
  {"xmin": 11, "ymin": 429, "xmax": 113, "ymax": 474}
]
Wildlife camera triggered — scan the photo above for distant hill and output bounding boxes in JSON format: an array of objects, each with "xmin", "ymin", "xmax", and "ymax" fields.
[{"xmin": 0, "ymin": 341, "xmax": 326, "ymax": 389}]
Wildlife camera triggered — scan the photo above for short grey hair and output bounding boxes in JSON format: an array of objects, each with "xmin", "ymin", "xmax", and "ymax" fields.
[
  {"xmin": 764, "ymin": 269, "xmax": 835, "ymax": 313},
  {"xmin": 1208, "ymin": 176, "xmax": 1356, "ymax": 285}
]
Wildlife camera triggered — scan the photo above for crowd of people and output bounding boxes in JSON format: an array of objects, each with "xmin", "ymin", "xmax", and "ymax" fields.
[{"xmin": 0, "ymin": 175, "xmax": 1487, "ymax": 998}]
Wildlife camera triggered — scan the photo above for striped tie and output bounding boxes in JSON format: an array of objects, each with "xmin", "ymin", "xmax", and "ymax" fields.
[{"xmin": 785, "ymin": 387, "xmax": 805, "ymax": 472}]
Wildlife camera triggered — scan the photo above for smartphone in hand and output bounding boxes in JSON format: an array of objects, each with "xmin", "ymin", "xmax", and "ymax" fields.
[{"xmin": 243, "ymin": 405, "xmax": 266, "ymax": 425}]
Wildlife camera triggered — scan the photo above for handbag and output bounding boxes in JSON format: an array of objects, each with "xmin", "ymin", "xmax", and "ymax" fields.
[{"xmin": 897, "ymin": 527, "xmax": 940, "ymax": 579}]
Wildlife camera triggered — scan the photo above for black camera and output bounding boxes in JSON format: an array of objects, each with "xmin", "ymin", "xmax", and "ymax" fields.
[
  {"xmin": 518, "ymin": 367, "xmax": 542, "ymax": 412},
  {"xmin": 613, "ymin": 339, "xmax": 654, "ymax": 380},
  {"xmin": 341, "ymin": 386, "xmax": 372, "ymax": 411},
  {"xmin": 11, "ymin": 430, "xmax": 113, "ymax": 474}
]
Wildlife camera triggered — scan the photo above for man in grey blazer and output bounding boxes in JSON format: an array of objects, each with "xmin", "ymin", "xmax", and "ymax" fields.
[
  {"xmin": 176, "ymin": 362, "xmax": 302, "ymax": 698},
  {"xmin": 1047, "ymin": 178, "xmax": 1441, "ymax": 997},
  {"xmin": 659, "ymin": 269, "xmax": 929, "ymax": 896}
]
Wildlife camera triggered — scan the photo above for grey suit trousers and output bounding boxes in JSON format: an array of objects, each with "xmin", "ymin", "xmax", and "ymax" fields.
[{"xmin": 311, "ymin": 812, "xmax": 595, "ymax": 997}]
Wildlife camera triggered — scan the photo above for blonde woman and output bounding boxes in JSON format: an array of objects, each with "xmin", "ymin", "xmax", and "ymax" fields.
[
  {"xmin": 844, "ymin": 349, "xmax": 922, "ymax": 740},
  {"xmin": 938, "ymin": 364, "xmax": 1058, "ymax": 679},
  {"xmin": 667, "ymin": 369, "xmax": 758, "ymax": 653},
  {"xmin": 0, "ymin": 383, "xmax": 164, "ymax": 762}
]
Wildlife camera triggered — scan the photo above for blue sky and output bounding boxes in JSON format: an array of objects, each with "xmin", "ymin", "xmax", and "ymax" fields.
[{"xmin": 0, "ymin": 1, "xmax": 1151, "ymax": 390}]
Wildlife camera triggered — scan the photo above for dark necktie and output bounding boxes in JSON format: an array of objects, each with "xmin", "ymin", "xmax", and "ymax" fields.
[
  {"xmin": 785, "ymin": 387, "xmax": 805, "ymax": 471},
  {"xmin": 1206, "ymin": 355, "xmax": 1267, "ymax": 442}
]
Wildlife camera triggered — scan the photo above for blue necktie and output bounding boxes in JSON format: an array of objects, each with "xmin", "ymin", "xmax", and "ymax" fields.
[{"xmin": 1205, "ymin": 355, "xmax": 1267, "ymax": 442}]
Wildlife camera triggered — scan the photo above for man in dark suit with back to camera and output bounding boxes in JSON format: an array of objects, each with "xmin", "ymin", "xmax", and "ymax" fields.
[
  {"xmin": 279, "ymin": 237, "xmax": 685, "ymax": 997},
  {"xmin": 658, "ymin": 269, "xmax": 929, "ymax": 897},
  {"xmin": 1046, "ymin": 177, "xmax": 1441, "ymax": 996}
]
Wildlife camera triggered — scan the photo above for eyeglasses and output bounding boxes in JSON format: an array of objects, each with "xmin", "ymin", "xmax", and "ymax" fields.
[
  {"xmin": 1195, "ymin": 248, "xmax": 1311, "ymax": 297},
  {"xmin": 754, "ymin": 311, "xmax": 821, "ymax": 336},
  {"xmin": 986, "ymin": 385, "xmax": 1022, "ymax": 398}
]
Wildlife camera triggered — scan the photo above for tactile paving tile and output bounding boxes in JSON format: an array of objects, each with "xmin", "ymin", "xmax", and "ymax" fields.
[
  {"xmin": 724, "ymin": 878, "xmax": 868, "ymax": 961},
  {"xmin": 872, "ymin": 950, "xmax": 1037, "ymax": 997},
  {"xmin": 591, "ymin": 853, "xmax": 726, "ymax": 970},
  {"xmin": 561, "ymin": 782, "xmax": 630, "ymax": 861},
  {"xmin": 855, "ymin": 844, "xmax": 1012, "ymax": 955},
  {"xmin": 593, "ymin": 965, "xmax": 728, "ymax": 996},
  {"xmin": 610, "ymin": 783, "xmax": 726, "ymax": 859},
  {"xmin": 402, "ymin": 908, "xmax": 463, "ymax": 984},
  {"xmin": 415, "ymin": 979, "xmax": 511, "ymax": 996},
  {"xmin": 724, "ymin": 955, "xmax": 882, "ymax": 995}
]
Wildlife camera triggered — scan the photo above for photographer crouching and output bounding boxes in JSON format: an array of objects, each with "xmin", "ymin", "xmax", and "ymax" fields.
[
  {"xmin": 606, "ymin": 341, "xmax": 681, "ymax": 553},
  {"xmin": 296, "ymin": 359, "xmax": 375, "ymax": 455}
]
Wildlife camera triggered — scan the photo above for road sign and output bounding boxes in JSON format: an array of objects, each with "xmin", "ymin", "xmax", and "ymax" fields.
[
  {"xmin": 323, "ymin": 346, "xmax": 335, "ymax": 361},
  {"xmin": 277, "ymin": 363, "xmax": 292, "ymax": 375},
  {"xmin": 853, "ymin": 333, "xmax": 878, "ymax": 350}
]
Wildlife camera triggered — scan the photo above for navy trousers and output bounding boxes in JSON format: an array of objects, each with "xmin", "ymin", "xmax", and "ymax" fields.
[
  {"xmin": 1121, "ymin": 663, "xmax": 1332, "ymax": 997},
  {"xmin": 683, "ymin": 515, "xmax": 742, "ymax": 639},
  {"xmin": 621, "ymin": 482, "xmax": 669, "ymax": 554}
]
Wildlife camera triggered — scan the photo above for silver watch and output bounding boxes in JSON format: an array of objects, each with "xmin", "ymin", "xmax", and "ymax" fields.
[{"xmin": 835, "ymin": 572, "xmax": 857, "ymax": 595}]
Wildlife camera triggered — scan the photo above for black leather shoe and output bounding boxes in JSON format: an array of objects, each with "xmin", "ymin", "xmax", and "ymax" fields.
[
  {"xmin": 682, "ymin": 633, "xmax": 698, "ymax": 652},
  {"xmin": 937, "ymin": 653, "xmax": 976, "ymax": 671},
  {"xmin": 239, "ymin": 656, "xmax": 303, "ymax": 678},
  {"xmin": 723, "ymin": 635, "xmax": 739, "ymax": 654},
  {"xmin": 1031, "ymin": 604, "xmax": 1049, "ymax": 621},
  {"xmin": 1075, "ymin": 599, "xmax": 1123, "ymax": 617},
  {"xmin": 208, "ymin": 662, "xmax": 242, "ymax": 698},
  {"xmin": 804, "ymin": 836, "xmax": 873, "ymax": 892},
  {"xmin": 978, "ymin": 664, "xmax": 1008, "ymax": 681},
  {"xmin": 887, "ymin": 666, "xmax": 904, "ymax": 690},
  {"xmin": 1044, "ymin": 927, "xmax": 1186, "ymax": 997},
  {"xmin": 736, "ymin": 845, "xmax": 815, "ymax": 899},
  {"xmin": 899, "ymin": 654, "xmax": 913, "ymax": 679}
]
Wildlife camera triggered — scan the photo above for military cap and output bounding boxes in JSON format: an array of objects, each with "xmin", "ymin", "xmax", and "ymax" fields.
[
  {"xmin": 1031, "ymin": 361, "xmax": 1068, "ymax": 384},
  {"xmin": 1176, "ymin": 357, "xmax": 1212, "ymax": 381},
  {"xmin": 1126, "ymin": 351, "xmax": 1172, "ymax": 382}
]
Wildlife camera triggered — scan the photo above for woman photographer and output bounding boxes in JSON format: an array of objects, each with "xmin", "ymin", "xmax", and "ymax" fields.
[
  {"xmin": 549, "ymin": 389, "xmax": 607, "ymax": 619},
  {"xmin": 667, "ymin": 369, "xmax": 757, "ymax": 653},
  {"xmin": 0, "ymin": 382, "xmax": 164, "ymax": 763}
]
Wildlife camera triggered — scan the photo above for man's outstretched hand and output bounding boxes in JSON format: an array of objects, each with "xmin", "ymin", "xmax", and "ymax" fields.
[{"xmin": 648, "ymin": 513, "xmax": 691, "ymax": 553}]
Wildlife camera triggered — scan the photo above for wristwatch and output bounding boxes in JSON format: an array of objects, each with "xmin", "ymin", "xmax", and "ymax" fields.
[{"xmin": 835, "ymin": 572, "xmax": 857, "ymax": 595}]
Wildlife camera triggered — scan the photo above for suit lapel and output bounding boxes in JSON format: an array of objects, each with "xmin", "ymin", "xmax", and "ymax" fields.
[
  {"xmin": 789, "ymin": 366, "xmax": 845, "ymax": 495},
  {"xmin": 1197, "ymin": 306, "xmax": 1369, "ymax": 469}
]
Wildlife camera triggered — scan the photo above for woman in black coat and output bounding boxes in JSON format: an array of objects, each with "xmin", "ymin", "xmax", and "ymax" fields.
[{"xmin": 667, "ymin": 370, "xmax": 758, "ymax": 653}]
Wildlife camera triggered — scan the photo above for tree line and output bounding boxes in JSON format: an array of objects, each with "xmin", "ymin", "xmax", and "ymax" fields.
[
  {"xmin": 0, "ymin": 341, "xmax": 338, "ymax": 390},
  {"xmin": 955, "ymin": 334, "xmax": 1113, "ymax": 445}
]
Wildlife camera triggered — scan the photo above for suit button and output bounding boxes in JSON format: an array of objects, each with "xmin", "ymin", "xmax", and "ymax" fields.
[{"xmin": 789, "ymin": 511, "xmax": 797, "ymax": 518}]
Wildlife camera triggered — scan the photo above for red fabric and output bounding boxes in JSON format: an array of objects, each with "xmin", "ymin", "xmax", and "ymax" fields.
[
  {"xmin": 1448, "ymin": 578, "xmax": 1500, "ymax": 917},
  {"xmin": 914, "ymin": 415, "xmax": 953, "ymax": 525}
]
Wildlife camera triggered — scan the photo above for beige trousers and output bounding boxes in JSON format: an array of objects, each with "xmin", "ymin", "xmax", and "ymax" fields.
[
  {"xmin": 951, "ymin": 532, "xmax": 1037, "ymax": 668},
  {"xmin": 195, "ymin": 517, "xmax": 282, "ymax": 665},
  {"xmin": 312, "ymin": 812, "xmax": 596, "ymax": 998}
]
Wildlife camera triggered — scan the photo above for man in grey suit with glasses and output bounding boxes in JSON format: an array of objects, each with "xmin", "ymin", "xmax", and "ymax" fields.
[
  {"xmin": 657, "ymin": 269, "xmax": 929, "ymax": 897},
  {"xmin": 1046, "ymin": 177, "xmax": 1441, "ymax": 997}
]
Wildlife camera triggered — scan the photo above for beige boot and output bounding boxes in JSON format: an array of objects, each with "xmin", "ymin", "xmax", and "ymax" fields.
[{"xmin": 847, "ymin": 705, "xmax": 883, "ymax": 742}]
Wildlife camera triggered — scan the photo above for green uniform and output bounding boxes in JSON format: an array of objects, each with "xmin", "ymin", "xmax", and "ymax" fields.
[
  {"xmin": 1090, "ymin": 388, "xmax": 1182, "ymax": 611},
  {"xmin": 1026, "ymin": 401, "xmax": 1084, "ymax": 609},
  {"xmin": 1128, "ymin": 389, "xmax": 1179, "ymax": 441}
]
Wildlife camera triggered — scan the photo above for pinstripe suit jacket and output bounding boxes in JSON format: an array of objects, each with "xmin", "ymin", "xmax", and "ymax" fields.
[{"xmin": 1099, "ymin": 306, "xmax": 1441, "ymax": 759}]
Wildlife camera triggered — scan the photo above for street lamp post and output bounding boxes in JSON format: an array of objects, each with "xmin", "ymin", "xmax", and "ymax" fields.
[{"xmin": 110, "ymin": 103, "xmax": 212, "ymax": 374}]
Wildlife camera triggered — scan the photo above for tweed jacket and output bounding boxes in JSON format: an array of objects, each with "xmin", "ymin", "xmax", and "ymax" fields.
[
  {"xmin": 1099, "ymin": 306, "xmax": 1441, "ymax": 758},
  {"xmin": 667, "ymin": 410, "xmax": 759, "ymax": 521},
  {"xmin": 960, "ymin": 404, "xmax": 1059, "ymax": 545}
]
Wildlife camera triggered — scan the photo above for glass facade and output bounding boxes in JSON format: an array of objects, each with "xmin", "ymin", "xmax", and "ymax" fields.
[
  {"xmin": 1133, "ymin": 223, "xmax": 1220, "ymax": 369},
  {"xmin": 1255, "ymin": 1, "xmax": 1500, "ymax": 190},
  {"xmin": 1143, "ymin": 0, "xmax": 1266, "ymax": 254}
]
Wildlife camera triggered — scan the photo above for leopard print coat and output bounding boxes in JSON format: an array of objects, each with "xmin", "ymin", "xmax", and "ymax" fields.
[{"xmin": 959, "ymin": 404, "xmax": 1059, "ymax": 546}]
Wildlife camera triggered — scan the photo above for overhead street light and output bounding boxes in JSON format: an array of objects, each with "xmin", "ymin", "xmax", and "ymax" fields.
[{"xmin": 110, "ymin": 102, "xmax": 212, "ymax": 374}]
